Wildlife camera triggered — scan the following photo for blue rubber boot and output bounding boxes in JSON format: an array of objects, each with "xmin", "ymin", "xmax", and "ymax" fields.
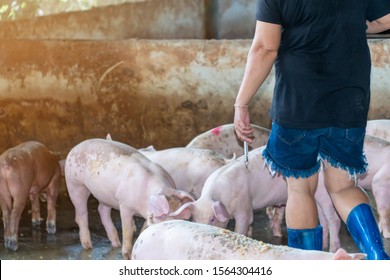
[
  {"xmin": 287, "ymin": 225, "xmax": 323, "ymax": 250},
  {"xmin": 346, "ymin": 203, "xmax": 390, "ymax": 260}
]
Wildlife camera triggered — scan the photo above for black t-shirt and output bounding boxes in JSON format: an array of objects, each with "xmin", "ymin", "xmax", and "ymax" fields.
[{"xmin": 256, "ymin": 0, "xmax": 390, "ymax": 128}]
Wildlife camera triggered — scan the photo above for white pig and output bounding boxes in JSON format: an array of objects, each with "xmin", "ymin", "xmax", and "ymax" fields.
[
  {"xmin": 140, "ymin": 147, "xmax": 235, "ymax": 199},
  {"xmin": 131, "ymin": 220, "xmax": 365, "ymax": 260},
  {"xmin": 171, "ymin": 146, "xmax": 341, "ymax": 252},
  {"xmin": 186, "ymin": 123, "xmax": 270, "ymax": 157},
  {"xmin": 64, "ymin": 138, "xmax": 193, "ymax": 259},
  {"xmin": 358, "ymin": 135, "xmax": 390, "ymax": 238}
]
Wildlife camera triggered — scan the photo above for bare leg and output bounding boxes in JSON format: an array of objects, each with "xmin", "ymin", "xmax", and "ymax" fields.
[
  {"xmin": 324, "ymin": 162, "xmax": 389, "ymax": 259},
  {"xmin": 323, "ymin": 164, "xmax": 368, "ymax": 222},
  {"xmin": 286, "ymin": 173, "xmax": 319, "ymax": 229}
]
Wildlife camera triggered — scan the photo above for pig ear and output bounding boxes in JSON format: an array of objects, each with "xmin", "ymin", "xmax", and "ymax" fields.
[
  {"xmin": 332, "ymin": 248, "xmax": 366, "ymax": 260},
  {"xmin": 169, "ymin": 201, "xmax": 194, "ymax": 220},
  {"xmin": 139, "ymin": 145, "xmax": 156, "ymax": 152},
  {"xmin": 212, "ymin": 201, "xmax": 231, "ymax": 223},
  {"xmin": 148, "ymin": 195, "xmax": 170, "ymax": 218},
  {"xmin": 174, "ymin": 190, "xmax": 195, "ymax": 203},
  {"xmin": 351, "ymin": 253, "xmax": 367, "ymax": 260}
]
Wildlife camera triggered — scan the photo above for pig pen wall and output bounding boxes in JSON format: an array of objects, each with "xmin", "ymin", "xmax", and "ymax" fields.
[
  {"xmin": 0, "ymin": 0, "xmax": 256, "ymax": 40},
  {"xmin": 1, "ymin": 39, "xmax": 390, "ymax": 158},
  {"xmin": 0, "ymin": 0, "xmax": 390, "ymax": 158}
]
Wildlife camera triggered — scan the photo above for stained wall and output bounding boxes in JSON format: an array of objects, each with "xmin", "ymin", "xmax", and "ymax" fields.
[{"xmin": 0, "ymin": 0, "xmax": 389, "ymax": 157}]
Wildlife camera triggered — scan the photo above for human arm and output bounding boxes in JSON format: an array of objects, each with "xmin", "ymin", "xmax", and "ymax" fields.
[
  {"xmin": 234, "ymin": 20, "xmax": 281, "ymax": 143},
  {"xmin": 366, "ymin": 13, "xmax": 390, "ymax": 34}
]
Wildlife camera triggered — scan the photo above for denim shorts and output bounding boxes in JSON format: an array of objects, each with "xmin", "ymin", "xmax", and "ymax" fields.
[{"xmin": 262, "ymin": 122, "xmax": 368, "ymax": 179}]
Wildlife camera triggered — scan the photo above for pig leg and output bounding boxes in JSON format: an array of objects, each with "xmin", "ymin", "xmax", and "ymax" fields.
[
  {"xmin": 318, "ymin": 204, "xmax": 341, "ymax": 252},
  {"xmin": 7, "ymin": 195, "xmax": 28, "ymax": 251},
  {"xmin": 371, "ymin": 173, "xmax": 390, "ymax": 238},
  {"xmin": 97, "ymin": 203, "xmax": 121, "ymax": 248},
  {"xmin": 5, "ymin": 177, "xmax": 31, "ymax": 251},
  {"xmin": 266, "ymin": 206, "xmax": 285, "ymax": 238},
  {"xmin": 118, "ymin": 206, "xmax": 136, "ymax": 260},
  {"xmin": 316, "ymin": 204, "xmax": 329, "ymax": 251},
  {"xmin": 0, "ymin": 192, "xmax": 12, "ymax": 248},
  {"xmin": 67, "ymin": 183, "xmax": 93, "ymax": 249},
  {"xmin": 29, "ymin": 188, "xmax": 42, "ymax": 228},
  {"xmin": 44, "ymin": 173, "xmax": 60, "ymax": 234},
  {"xmin": 234, "ymin": 209, "xmax": 253, "ymax": 236}
]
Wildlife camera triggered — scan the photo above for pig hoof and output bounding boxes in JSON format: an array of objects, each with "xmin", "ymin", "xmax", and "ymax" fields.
[
  {"xmin": 5, "ymin": 238, "xmax": 18, "ymax": 251},
  {"xmin": 46, "ymin": 223, "xmax": 56, "ymax": 234},
  {"xmin": 122, "ymin": 251, "xmax": 131, "ymax": 260},
  {"xmin": 81, "ymin": 240, "xmax": 93, "ymax": 249},
  {"xmin": 32, "ymin": 220, "xmax": 41, "ymax": 228},
  {"xmin": 111, "ymin": 241, "xmax": 121, "ymax": 248}
]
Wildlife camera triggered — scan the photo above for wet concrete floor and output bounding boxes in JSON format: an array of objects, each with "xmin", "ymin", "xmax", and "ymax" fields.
[{"xmin": 1, "ymin": 181, "xmax": 389, "ymax": 260}]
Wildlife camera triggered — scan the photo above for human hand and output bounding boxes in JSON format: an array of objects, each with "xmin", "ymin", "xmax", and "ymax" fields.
[{"xmin": 233, "ymin": 104, "xmax": 255, "ymax": 143}]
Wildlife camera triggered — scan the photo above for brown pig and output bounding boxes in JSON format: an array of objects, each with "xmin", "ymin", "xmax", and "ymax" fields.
[{"xmin": 0, "ymin": 141, "xmax": 62, "ymax": 251}]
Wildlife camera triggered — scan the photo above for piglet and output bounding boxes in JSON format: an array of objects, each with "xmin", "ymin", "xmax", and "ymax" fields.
[
  {"xmin": 186, "ymin": 123, "xmax": 270, "ymax": 157},
  {"xmin": 171, "ymin": 146, "xmax": 341, "ymax": 252},
  {"xmin": 64, "ymin": 138, "xmax": 193, "ymax": 260},
  {"xmin": 0, "ymin": 141, "xmax": 62, "ymax": 251},
  {"xmin": 171, "ymin": 146, "xmax": 287, "ymax": 237},
  {"xmin": 131, "ymin": 220, "xmax": 365, "ymax": 260}
]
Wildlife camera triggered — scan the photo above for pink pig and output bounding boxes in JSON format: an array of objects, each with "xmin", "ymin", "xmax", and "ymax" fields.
[
  {"xmin": 140, "ymin": 147, "xmax": 235, "ymax": 199},
  {"xmin": 64, "ymin": 138, "xmax": 193, "ymax": 259},
  {"xmin": 0, "ymin": 141, "xmax": 62, "ymax": 251},
  {"xmin": 186, "ymin": 123, "xmax": 270, "ymax": 157},
  {"xmin": 358, "ymin": 135, "xmax": 390, "ymax": 238},
  {"xmin": 131, "ymin": 220, "xmax": 365, "ymax": 260},
  {"xmin": 171, "ymin": 146, "xmax": 341, "ymax": 252}
]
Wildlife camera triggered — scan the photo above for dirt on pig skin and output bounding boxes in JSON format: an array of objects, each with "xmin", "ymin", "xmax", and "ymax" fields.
[{"xmin": 0, "ymin": 181, "xmax": 389, "ymax": 260}]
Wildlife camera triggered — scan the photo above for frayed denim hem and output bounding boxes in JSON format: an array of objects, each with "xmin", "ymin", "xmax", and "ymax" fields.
[
  {"xmin": 262, "ymin": 148, "xmax": 321, "ymax": 179},
  {"xmin": 319, "ymin": 152, "xmax": 368, "ymax": 181}
]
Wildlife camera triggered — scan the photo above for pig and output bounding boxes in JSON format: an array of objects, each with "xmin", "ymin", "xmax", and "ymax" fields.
[
  {"xmin": 358, "ymin": 135, "xmax": 390, "ymax": 238},
  {"xmin": 139, "ymin": 147, "xmax": 235, "ymax": 199},
  {"xmin": 186, "ymin": 123, "xmax": 270, "ymax": 157},
  {"xmin": 315, "ymin": 171, "xmax": 342, "ymax": 252},
  {"xmin": 0, "ymin": 141, "xmax": 62, "ymax": 251},
  {"xmin": 131, "ymin": 220, "xmax": 365, "ymax": 260},
  {"xmin": 171, "ymin": 146, "xmax": 341, "ymax": 252},
  {"xmin": 366, "ymin": 119, "xmax": 390, "ymax": 141},
  {"xmin": 64, "ymin": 138, "xmax": 194, "ymax": 259}
]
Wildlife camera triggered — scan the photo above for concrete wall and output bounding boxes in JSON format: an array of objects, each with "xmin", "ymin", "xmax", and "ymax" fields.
[
  {"xmin": 0, "ymin": 0, "xmax": 257, "ymax": 40},
  {"xmin": 0, "ymin": 0, "xmax": 389, "ymax": 157},
  {"xmin": 1, "ymin": 39, "xmax": 389, "ymax": 157},
  {"xmin": 0, "ymin": 0, "xmax": 208, "ymax": 40},
  {"xmin": 0, "ymin": 39, "xmax": 252, "ymax": 156}
]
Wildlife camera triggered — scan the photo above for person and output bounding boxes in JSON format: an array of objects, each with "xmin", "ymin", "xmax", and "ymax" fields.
[{"xmin": 233, "ymin": 0, "xmax": 390, "ymax": 260}]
